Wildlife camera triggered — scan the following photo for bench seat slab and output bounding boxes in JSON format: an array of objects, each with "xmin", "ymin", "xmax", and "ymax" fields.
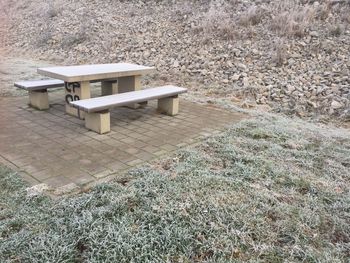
[
  {"xmin": 85, "ymin": 111, "xmax": 110, "ymax": 134},
  {"xmin": 29, "ymin": 90, "xmax": 49, "ymax": 110},
  {"xmin": 70, "ymin": 85, "xmax": 187, "ymax": 113},
  {"xmin": 14, "ymin": 79, "xmax": 64, "ymax": 91}
]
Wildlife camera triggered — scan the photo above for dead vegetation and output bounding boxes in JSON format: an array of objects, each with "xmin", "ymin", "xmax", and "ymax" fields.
[
  {"xmin": 239, "ymin": 6, "xmax": 266, "ymax": 26},
  {"xmin": 197, "ymin": 0, "xmax": 349, "ymax": 40},
  {"xmin": 270, "ymin": 2, "xmax": 316, "ymax": 38},
  {"xmin": 271, "ymin": 40, "xmax": 289, "ymax": 66},
  {"xmin": 197, "ymin": 1, "xmax": 238, "ymax": 41}
]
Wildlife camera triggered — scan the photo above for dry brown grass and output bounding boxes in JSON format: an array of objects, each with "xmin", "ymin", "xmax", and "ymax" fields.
[
  {"xmin": 198, "ymin": 2, "xmax": 237, "ymax": 41},
  {"xmin": 196, "ymin": 0, "xmax": 348, "ymax": 40},
  {"xmin": 270, "ymin": 2, "xmax": 317, "ymax": 37},
  {"xmin": 36, "ymin": 23, "xmax": 55, "ymax": 47},
  {"xmin": 197, "ymin": 2, "xmax": 266, "ymax": 41},
  {"xmin": 61, "ymin": 23, "xmax": 90, "ymax": 48},
  {"xmin": 239, "ymin": 6, "xmax": 266, "ymax": 26},
  {"xmin": 329, "ymin": 24, "xmax": 343, "ymax": 36},
  {"xmin": 340, "ymin": 5, "xmax": 350, "ymax": 23},
  {"xmin": 272, "ymin": 40, "xmax": 289, "ymax": 66},
  {"xmin": 46, "ymin": 3, "xmax": 61, "ymax": 18}
]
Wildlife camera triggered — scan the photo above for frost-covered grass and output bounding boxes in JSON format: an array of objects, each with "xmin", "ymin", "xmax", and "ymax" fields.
[{"xmin": 1, "ymin": 115, "xmax": 349, "ymax": 262}]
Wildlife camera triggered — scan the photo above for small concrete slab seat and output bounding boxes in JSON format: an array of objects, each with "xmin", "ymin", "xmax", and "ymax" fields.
[
  {"xmin": 14, "ymin": 79, "xmax": 64, "ymax": 110},
  {"xmin": 70, "ymin": 85, "xmax": 187, "ymax": 134}
]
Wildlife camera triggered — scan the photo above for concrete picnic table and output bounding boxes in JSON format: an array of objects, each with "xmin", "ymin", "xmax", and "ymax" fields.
[{"xmin": 37, "ymin": 63, "xmax": 155, "ymax": 118}]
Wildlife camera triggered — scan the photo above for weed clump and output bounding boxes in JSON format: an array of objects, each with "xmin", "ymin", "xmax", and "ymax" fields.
[{"xmin": 270, "ymin": 2, "xmax": 316, "ymax": 38}]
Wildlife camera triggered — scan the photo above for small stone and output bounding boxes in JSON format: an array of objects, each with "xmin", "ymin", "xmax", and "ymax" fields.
[
  {"xmin": 310, "ymin": 31, "xmax": 319, "ymax": 37},
  {"xmin": 232, "ymin": 48, "xmax": 240, "ymax": 56},
  {"xmin": 331, "ymin": 100, "xmax": 343, "ymax": 109},
  {"xmin": 143, "ymin": 51, "xmax": 151, "ymax": 59},
  {"xmin": 257, "ymin": 96, "xmax": 268, "ymax": 104},
  {"xmin": 243, "ymin": 77, "xmax": 249, "ymax": 87},
  {"xmin": 307, "ymin": 100, "xmax": 317, "ymax": 108},
  {"xmin": 237, "ymin": 63, "xmax": 247, "ymax": 71},
  {"xmin": 251, "ymin": 49, "xmax": 259, "ymax": 55},
  {"xmin": 288, "ymin": 58, "xmax": 295, "ymax": 65},
  {"xmin": 286, "ymin": 85, "xmax": 296, "ymax": 94},
  {"xmin": 232, "ymin": 74, "xmax": 240, "ymax": 81}
]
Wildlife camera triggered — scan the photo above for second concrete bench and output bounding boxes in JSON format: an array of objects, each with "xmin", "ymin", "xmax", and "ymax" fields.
[
  {"xmin": 14, "ymin": 79, "xmax": 64, "ymax": 110},
  {"xmin": 70, "ymin": 85, "xmax": 187, "ymax": 134}
]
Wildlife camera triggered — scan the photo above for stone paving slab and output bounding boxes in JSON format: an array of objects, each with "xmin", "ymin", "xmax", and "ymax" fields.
[{"xmin": 0, "ymin": 88, "xmax": 246, "ymax": 189}]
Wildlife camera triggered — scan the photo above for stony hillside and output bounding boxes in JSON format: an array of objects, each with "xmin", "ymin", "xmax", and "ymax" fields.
[{"xmin": 1, "ymin": 0, "xmax": 350, "ymax": 121}]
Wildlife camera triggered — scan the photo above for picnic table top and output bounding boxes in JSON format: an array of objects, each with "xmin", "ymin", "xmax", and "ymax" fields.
[{"xmin": 37, "ymin": 63, "xmax": 155, "ymax": 83}]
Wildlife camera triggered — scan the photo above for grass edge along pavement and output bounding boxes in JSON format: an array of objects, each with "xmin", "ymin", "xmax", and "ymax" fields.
[{"xmin": 0, "ymin": 114, "xmax": 349, "ymax": 262}]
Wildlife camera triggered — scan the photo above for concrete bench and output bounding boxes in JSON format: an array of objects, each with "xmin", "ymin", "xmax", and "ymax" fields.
[
  {"xmin": 14, "ymin": 79, "xmax": 64, "ymax": 110},
  {"xmin": 70, "ymin": 85, "xmax": 187, "ymax": 134}
]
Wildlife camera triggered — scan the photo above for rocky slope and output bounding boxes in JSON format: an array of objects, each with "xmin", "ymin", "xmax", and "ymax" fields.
[{"xmin": 1, "ymin": 0, "xmax": 349, "ymax": 121}]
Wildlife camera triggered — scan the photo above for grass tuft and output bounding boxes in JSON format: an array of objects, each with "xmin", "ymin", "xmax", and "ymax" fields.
[{"xmin": 270, "ymin": 2, "xmax": 316, "ymax": 38}]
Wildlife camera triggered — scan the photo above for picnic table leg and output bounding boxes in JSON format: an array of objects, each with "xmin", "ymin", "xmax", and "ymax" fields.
[
  {"xmin": 117, "ymin": 75, "xmax": 144, "ymax": 109},
  {"xmin": 65, "ymin": 81, "xmax": 91, "ymax": 119},
  {"xmin": 101, "ymin": 81, "xmax": 118, "ymax": 96}
]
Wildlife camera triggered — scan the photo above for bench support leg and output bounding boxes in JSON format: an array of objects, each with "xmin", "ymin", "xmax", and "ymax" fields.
[
  {"xmin": 29, "ymin": 90, "xmax": 49, "ymax": 110},
  {"xmin": 101, "ymin": 81, "xmax": 118, "ymax": 96},
  {"xmin": 158, "ymin": 96, "xmax": 179, "ymax": 116},
  {"xmin": 85, "ymin": 111, "xmax": 110, "ymax": 134},
  {"xmin": 118, "ymin": 75, "xmax": 142, "ymax": 109}
]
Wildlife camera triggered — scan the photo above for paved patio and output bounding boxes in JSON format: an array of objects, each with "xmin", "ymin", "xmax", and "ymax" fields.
[{"xmin": 0, "ymin": 88, "xmax": 245, "ymax": 189}]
